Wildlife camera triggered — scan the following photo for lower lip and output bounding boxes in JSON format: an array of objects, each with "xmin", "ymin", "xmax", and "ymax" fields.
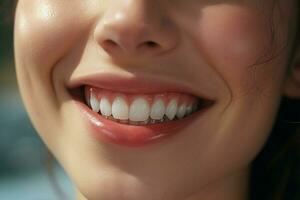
[{"xmin": 74, "ymin": 99, "xmax": 211, "ymax": 147}]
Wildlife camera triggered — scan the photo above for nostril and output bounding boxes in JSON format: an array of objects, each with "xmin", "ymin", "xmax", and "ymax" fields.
[
  {"xmin": 145, "ymin": 41, "xmax": 159, "ymax": 48},
  {"xmin": 101, "ymin": 39, "xmax": 119, "ymax": 52},
  {"xmin": 100, "ymin": 38, "xmax": 163, "ymax": 55},
  {"xmin": 137, "ymin": 41, "xmax": 161, "ymax": 52}
]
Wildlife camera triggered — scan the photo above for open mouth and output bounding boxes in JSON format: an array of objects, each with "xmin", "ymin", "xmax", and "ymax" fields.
[
  {"xmin": 68, "ymin": 75, "xmax": 215, "ymax": 147},
  {"xmin": 70, "ymin": 86, "xmax": 214, "ymax": 124}
]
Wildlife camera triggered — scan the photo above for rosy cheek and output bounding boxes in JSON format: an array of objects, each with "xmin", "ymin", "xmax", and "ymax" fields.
[{"xmin": 195, "ymin": 5, "xmax": 270, "ymax": 93}]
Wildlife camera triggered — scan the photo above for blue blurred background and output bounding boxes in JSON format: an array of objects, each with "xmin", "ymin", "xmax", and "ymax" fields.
[{"xmin": 0, "ymin": 14, "xmax": 75, "ymax": 200}]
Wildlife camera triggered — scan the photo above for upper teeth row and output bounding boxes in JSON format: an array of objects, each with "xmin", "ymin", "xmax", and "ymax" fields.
[{"xmin": 87, "ymin": 93, "xmax": 199, "ymax": 123}]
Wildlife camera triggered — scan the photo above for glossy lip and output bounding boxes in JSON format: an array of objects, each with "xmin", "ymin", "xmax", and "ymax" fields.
[{"xmin": 67, "ymin": 73, "xmax": 215, "ymax": 147}]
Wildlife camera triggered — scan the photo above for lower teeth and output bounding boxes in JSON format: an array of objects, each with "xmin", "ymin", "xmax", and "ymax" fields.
[{"xmin": 101, "ymin": 113, "xmax": 190, "ymax": 125}]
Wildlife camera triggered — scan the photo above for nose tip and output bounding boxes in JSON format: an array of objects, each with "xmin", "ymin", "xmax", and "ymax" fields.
[{"xmin": 94, "ymin": 3, "xmax": 179, "ymax": 57}]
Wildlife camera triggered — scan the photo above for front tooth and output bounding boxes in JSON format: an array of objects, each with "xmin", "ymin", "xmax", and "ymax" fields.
[
  {"xmin": 176, "ymin": 103, "xmax": 187, "ymax": 119},
  {"xmin": 90, "ymin": 93, "xmax": 100, "ymax": 112},
  {"xmin": 165, "ymin": 99, "xmax": 178, "ymax": 120},
  {"xmin": 100, "ymin": 96, "xmax": 112, "ymax": 116},
  {"xmin": 150, "ymin": 97, "xmax": 165, "ymax": 120},
  {"xmin": 112, "ymin": 96, "xmax": 129, "ymax": 120},
  {"xmin": 129, "ymin": 97, "xmax": 150, "ymax": 122}
]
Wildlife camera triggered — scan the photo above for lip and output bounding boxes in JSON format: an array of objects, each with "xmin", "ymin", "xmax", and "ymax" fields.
[
  {"xmin": 67, "ymin": 72, "xmax": 215, "ymax": 147},
  {"xmin": 74, "ymin": 98, "xmax": 212, "ymax": 147},
  {"xmin": 67, "ymin": 72, "xmax": 215, "ymax": 99}
]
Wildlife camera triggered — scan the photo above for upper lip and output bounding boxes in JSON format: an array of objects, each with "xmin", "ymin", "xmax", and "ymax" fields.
[{"xmin": 67, "ymin": 72, "xmax": 215, "ymax": 101}]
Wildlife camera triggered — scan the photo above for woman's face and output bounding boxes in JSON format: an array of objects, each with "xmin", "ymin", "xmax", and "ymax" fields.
[{"xmin": 14, "ymin": 0, "xmax": 296, "ymax": 199}]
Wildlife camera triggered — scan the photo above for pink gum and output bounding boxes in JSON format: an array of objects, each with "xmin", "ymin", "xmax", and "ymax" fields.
[{"xmin": 85, "ymin": 86, "xmax": 198, "ymax": 106}]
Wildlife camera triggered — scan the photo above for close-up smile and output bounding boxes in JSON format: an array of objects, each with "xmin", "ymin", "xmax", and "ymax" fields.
[
  {"xmin": 68, "ymin": 74, "xmax": 215, "ymax": 147},
  {"xmin": 12, "ymin": 0, "xmax": 300, "ymax": 199}
]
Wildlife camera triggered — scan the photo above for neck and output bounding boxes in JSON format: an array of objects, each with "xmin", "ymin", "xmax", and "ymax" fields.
[{"xmin": 76, "ymin": 167, "xmax": 250, "ymax": 200}]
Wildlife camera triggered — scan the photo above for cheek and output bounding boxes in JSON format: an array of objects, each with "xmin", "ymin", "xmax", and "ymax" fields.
[
  {"xmin": 14, "ymin": 1, "xmax": 94, "ymax": 73},
  {"xmin": 195, "ymin": 5, "xmax": 272, "ymax": 96},
  {"xmin": 14, "ymin": 1, "xmax": 98, "ymax": 141}
]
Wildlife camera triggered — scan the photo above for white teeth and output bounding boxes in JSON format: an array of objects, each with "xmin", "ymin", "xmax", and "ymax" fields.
[
  {"xmin": 112, "ymin": 96, "xmax": 129, "ymax": 120},
  {"xmin": 129, "ymin": 97, "xmax": 150, "ymax": 122},
  {"xmin": 165, "ymin": 99, "xmax": 178, "ymax": 120},
  {"xmin": 150, "ymin": 97, "xmax": 165, "ymax": 120},
  {"xmin": 100, "ymin": 96, "xmax": 112, "ymax": 116},
  {"xmin": 90, "ymin": 93, "xmax": 100, "ymax": 112},
  {"xmin": 87, "ymin": 89, "xmax": 201, "ymax": 125},
  {"xmin": 176, "ymin": 103, "xmax": 187, "ymax": 119}
]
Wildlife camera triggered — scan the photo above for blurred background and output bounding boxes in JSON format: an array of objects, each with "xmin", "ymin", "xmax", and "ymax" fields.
[{"xmin": 0, "ymin": 5, "xmax": 75, "ymax": 200}]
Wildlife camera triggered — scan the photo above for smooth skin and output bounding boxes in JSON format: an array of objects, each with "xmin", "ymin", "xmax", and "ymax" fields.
[{"xmin": 14, "ymin": 0, "xmax": 300, "ymax": 200}]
